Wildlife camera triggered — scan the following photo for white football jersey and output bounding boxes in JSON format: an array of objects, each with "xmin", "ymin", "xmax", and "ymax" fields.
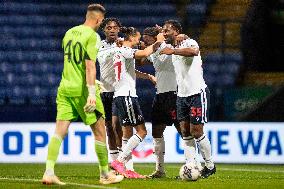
[
  {"xmin": 113, "ymin": 46, "xmax": 138, "ymax": 97},
  {"xmin": 172, "ymin": 39, "xmax": 207, "ymax": 97},
  {"xmin": 97, "ymin": 40, "xmax": 117, "ymax": 92},
  {"xmin": 148, "ymin": 42, "xmax": 177, "ymax": 94}
]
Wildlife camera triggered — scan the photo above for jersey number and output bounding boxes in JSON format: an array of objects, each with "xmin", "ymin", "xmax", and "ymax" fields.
[
  {"xmin": 114, "ymin": 61, "xmax": 122, "ymax": 81},
  {"xmin": 64, "ymin": 40, "xmax": 83, "ymax": 64},
  {"xmin": 191, "ymin": 107, "xmax": 202, "ymax": 117}
]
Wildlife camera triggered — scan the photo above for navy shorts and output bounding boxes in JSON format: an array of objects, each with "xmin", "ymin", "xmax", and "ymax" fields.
[
  {"xmin": 176, "ymin": 88, "xmax": 210, "ymax": 124},
  {"xmin": 152, "ymin": 91, "xmax": 179, "ymax": 127},
  {"xmin": 101, "ymin": 92, "xmax": 117, "ymax": 121},
  {"xmin": 112, "ymin": 96, "xmax": 144, "ymax": 126}
]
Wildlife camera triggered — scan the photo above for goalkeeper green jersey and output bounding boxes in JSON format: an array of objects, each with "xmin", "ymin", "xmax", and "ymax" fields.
[{"xmin": 58, "ymin": 25, "xmax": 101, "ymax": 97}]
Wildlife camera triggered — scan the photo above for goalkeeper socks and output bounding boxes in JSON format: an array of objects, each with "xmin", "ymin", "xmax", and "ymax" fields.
[
  {"xmin": 196, "ymin": 134, "xmax": 214, "ymax": 169},
  {"xmin": 117, "ymin": 134, "xmax": 143, "ymax": 163},
  {"xmin": 45, "ymin": 134, "xmax": 63, "ymax": 174},
  {"xmin": 183, "ymin": 136, "xmax": 197, "ymax": 164},
  {"xmin": 153, "ymin": 137, "xmax": 165, "ymax": 172},
  {"xmin": 109, "ymin": 149, "xmax": 119, "ymax": 161},
  {"xmin": 122, "ymin": 138, "xmax": 134, "ymax": 171},
  {"xmin": 95, "ymin": 140, "xmax": 109, "ymax": 177}
]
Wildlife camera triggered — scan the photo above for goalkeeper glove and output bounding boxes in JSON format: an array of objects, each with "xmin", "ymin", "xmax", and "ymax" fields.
[{"xmin": 84, "ymin": 85, "xmax": 96, "ymax": 113}]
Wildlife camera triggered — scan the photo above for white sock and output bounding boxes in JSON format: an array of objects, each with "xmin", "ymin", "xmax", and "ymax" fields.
[
  {"xmin": 118, "ymin": 134, "xmax": 143, "ymax": 163},
  {"xmin": 195, "ymin": 149, "xmax": 203, "ymax": 171},
  {"xmin": 183, "ymin": 136, "xmax": 197, "ymax": 164},
  {"xmin": 196, "ymin": 134, "xmax": 214, "ymax": 169},
  {"xmin": 122, "ymin": 138, "xmax": 134, "ymax": 171},
  {"xmin": 153, "ymin": 137, "xmax": 165, "ymax": 172},
  {"xmin": 109, "ymin": 149, "xmax": 119, "ymax": 161}
]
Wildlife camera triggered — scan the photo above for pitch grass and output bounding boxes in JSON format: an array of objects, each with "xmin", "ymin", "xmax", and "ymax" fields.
[{"xmin": 0, "ymin": 163, "xmax": 283, "ymax": 189}]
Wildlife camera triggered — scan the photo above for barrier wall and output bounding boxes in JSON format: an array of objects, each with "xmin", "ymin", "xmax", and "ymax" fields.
[{"xmin": 0, "ymin": 122, "xmax": 283, "ymax": 163}]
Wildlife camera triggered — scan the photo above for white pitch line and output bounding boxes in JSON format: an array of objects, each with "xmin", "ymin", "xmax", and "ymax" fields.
[
  {"xmin": 134, "ymin": 164, "xmax": 284, "ymax": 173},
  {"xmin": 0, "ymin": 177, "xmax": 119, "ymax": 189}
]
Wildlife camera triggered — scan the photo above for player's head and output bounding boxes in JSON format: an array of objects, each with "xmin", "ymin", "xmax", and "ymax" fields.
[
  {"xmin": 120, "ymin": 26, "xmax": 141, "ymax": 46},
  {"xmin": 163, "ymin": 20, "xmax": 182, "ymax": 44},
  {"xmin": 101, "ymin": 17, "xmax": 122, "ymax": 42},
  {"xmin": 142, "ymin": 27, "xmax": 159, "ymax": 46},
  {"xmin": 85, "ymin": 4, "xmax": 106, "ymax": 30}
]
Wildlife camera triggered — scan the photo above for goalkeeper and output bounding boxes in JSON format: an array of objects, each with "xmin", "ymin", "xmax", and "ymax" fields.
[{"xmin": 42, "ymin": 4, "xmax": 123, "ymax": 185}]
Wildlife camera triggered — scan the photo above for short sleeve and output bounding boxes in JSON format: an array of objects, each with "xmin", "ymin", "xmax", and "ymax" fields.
[
  {"xmin": 121, "ymin": 47, "xmax": 137, "ymax": 59},
  {"xmin": 86, "ymin": 32, "xmax": 101, "ymax": 61},
  {"xmin": 180, "ymin": 39, "xmax": 199, "ymax": 49}
]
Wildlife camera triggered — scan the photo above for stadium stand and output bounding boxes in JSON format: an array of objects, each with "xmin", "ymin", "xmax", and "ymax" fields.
[{"xmin": 0, "ymin": 0, "xmax": 248, "ymax": 121}]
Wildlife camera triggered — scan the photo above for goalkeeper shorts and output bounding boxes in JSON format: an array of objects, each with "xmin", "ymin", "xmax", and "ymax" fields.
[{"xmin": 56, "ymin": 88, "xmax": 105, "ymax": 126}]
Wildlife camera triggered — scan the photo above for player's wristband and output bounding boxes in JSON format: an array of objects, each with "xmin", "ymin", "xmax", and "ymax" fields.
[{"xmin": 87, "ymin": 85, "xmax": 96, "ymax": 97}]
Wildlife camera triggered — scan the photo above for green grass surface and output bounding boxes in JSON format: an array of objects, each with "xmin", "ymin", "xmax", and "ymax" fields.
[{"xmin": 0, "ymin": 163, "xmax": 283, "ymax": 189}]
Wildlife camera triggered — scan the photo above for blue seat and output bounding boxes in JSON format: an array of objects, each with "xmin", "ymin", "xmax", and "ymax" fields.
[
  {"xmin": 224, "ymin": 53, "xmax": 242, "ymax": 63},
  {"xmin": 0, "ymin": 62, "xmax": 13, "ymax": 73},
  {"xmin": 204, "ymin": 53, "xmax": 223, "ymax": 63},
  {"xmin": 9, "ymin": 86, "xmax": 27, "ymax": 105},
  {"xmin": 13, "ymin": 62, "xmax": 33, "ymax": 74},
  {"xmin": 28, "ymin": 86, "xmax": 48, "ymax": 105},
  {"xmin": 187, "ymin": 4, "xmax": 207, "ymax": 15}
]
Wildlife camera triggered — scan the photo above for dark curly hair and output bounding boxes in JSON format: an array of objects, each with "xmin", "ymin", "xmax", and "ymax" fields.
[
  {"xmin": 100, "ymin": 17, "xmax": 122, "ymax": 29},
  {"xmin": 120, "ymin": 26, "xmax": 139, "ymax": 40},
  {"xmin": 164, "ymin": 19, "xmax": 182, "ymax": 33},
  {"xmin": 143, "ymin": 27, "xmax": 159, "ymax": 37}
]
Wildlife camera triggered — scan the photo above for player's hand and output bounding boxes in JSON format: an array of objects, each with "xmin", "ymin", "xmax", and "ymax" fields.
[
  {"xmin": 156, "ymin": 33, "xmax": 165, "ymax": 42},
  {"xmin": 148, "ymin": 74, "xmax": 157, "ymax": 85},
  {"xmin": 115, "ymin": 38, "xmax": 124, "ymax": 47},
  {"xmin": 176, "ymin": 34, "xmax": 188, "ymax": 46},
  {"xmin": 155, "ymin": 24, "xmax": 163, "ymax": 32},
  {"xmin": 96, "ymin": 80, "xmax": 106, "ymax": 93},
  {"xmin": 159, "ymin": 47, "xmax": 175, "ymax": 55},
  {"xmin": 138, "ymin": 41, "xmax": 146, "ymax": 50},
  {"xmin": 84, "ymin": 85, "xmax": 96, "ymax": 113}
]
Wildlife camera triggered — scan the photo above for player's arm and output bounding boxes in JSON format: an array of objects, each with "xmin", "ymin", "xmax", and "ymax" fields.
[
  {"xmin": 84, "ymin": 33, "xmax": 101, "ymax": 113},
  {"xmin": 160, "ymin": 39, "xmax": 199, "ymax": 57},
  {"xmin": 134, "ymin": 33, "xmax": 164, "ymax": 59},
  {"xmin": 159, "ymin": 46, "xmax": 199, "ymax": 57},
  {"xmin": 135, "ymin": 58, "xmax": 152, "ymax": 66},
  {"xmin": 135, "ymin": 70, "xmax": 156, "ymax": 85}
]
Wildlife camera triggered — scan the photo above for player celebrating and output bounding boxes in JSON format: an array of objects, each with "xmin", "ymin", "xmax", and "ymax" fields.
[
  {"xmin": 98, "ymin": 18, "xmax": 156, "ymax": 173},
  {"xmin": 140, "ymin": 27, "xmax": 181, "ymax": 178},
  {"xmin": 98, "ymin": 17, "xmax": 123, "ymax": 162},
  {"xmin": 160, "ymin": 20, "xmax": 216, "ymax": 178},
  {"xmin": 110, "ymin": 26, "xmax": 163, "ymax": 178},
  {"xmin": 42, "ymin": 4, "xmax": 124, "ymax": 185}
]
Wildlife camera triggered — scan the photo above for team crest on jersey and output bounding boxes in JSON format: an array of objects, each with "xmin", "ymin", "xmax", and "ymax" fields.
[{"xmin": 132, "ymin": 127, "xmax": 153, "ymax": 158}]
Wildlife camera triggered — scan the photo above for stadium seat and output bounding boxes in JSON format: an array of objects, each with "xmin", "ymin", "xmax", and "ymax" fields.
[
  {"xmin": 8, "ymin": 86, "xmax": 27, "ymax": 105},
  {"xmin": 29, "ymin": 86, "xmax": 48, "ymax": 105}
]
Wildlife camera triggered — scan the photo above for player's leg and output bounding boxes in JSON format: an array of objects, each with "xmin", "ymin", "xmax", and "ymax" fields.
[
  {"xmin": 89, "ymin": 117, "xmax": 123, "ymax": 184},
  {"xmin": 111, "ymin": 96, "xmax": 146, "ymax": 178},
  {"xmin": 177, "ymin": 97, "xmax": 198, "ymax": 165},
  {"xmin": 102, "ymin": 92, "xmax": 119, "ymax": 161},
  {"xmin": 78, "ymin": 88, "xmax": 124, "ymax": 184},
  {"xmin": 148, "ymin": 94, "xmax": 167, "ymax": 178},
  {"xmin": 43, "ymin": 94, "xmax": 77, "ymax": 185},
  {"xmin": 190, "ymin": 88, "xmax": 215, "ymax": 178},
  {"xmin": 121, "ymin": 126, "xmax": 134, "ymax": 171},
  {"xmin": 113, "ymin": 115, "xmax": 122, "ymax": 150},
  {"xmin": 147, "ymin": 123, "xmax": 166, "ymax": 178}
]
